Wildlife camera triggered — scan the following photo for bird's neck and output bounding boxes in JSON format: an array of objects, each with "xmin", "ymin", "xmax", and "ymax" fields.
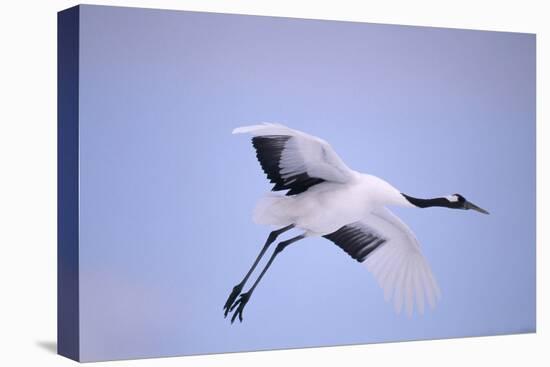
[{"xmin": 401, "ymin": 194, "xmax": 452, "ymax": 209}]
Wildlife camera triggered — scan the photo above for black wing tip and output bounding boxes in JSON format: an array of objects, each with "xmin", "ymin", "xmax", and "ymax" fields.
[
  {"xmin": 324, "ymin": 225, "xmax": 387, "ymax": 263},
  {"xmin": 251, "ymin": 135, "xmax": 325, "ymax": 196}
]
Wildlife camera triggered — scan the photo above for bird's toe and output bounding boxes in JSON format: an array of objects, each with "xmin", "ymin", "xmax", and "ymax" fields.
[
  {"xmin": 223, "ymin": 284, "xmax": 243, "ymax": 317},
  {"xmin": 229, "ymin": 292, "xmax": 251, "ymax": 324}
]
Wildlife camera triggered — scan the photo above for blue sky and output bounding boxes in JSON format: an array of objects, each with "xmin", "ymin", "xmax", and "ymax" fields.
[{"xmin": 77, "ymin": 5, "xmax": 535, "ymax": 362}]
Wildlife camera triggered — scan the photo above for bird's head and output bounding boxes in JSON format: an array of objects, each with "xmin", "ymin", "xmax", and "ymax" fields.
[{"xmin": 445, "ymin": 194, "xmax": 489, "ymax": 214}]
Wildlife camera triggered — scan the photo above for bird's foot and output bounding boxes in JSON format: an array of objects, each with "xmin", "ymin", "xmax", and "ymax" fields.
[
  {"xmin": 223, "ymin": 283, "xmax": 243, "ymax": 318},
  {"xmin": 229, "ymin": 292, "xmax": 251, "ymax": 323}
]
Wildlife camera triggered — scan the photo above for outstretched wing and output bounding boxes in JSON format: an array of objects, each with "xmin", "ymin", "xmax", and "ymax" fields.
[
  {"xmin": 324, "ymin": 207, "xmax": 441, "ymax": 316},
  {"xmin": 233, "ymin": 123, "xmax": 355, "ymax": 195}
]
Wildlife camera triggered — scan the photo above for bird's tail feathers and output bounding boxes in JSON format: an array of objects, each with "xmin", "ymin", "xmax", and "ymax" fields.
[{"xmin": 253, "ymin": 194, "xmax": 293, "ymax": 227}]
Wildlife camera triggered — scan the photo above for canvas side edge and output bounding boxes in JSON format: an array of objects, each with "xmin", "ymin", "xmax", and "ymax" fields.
[{"xmin": 57, "ymin": 5, "xmax": 81, "ymax": 362}]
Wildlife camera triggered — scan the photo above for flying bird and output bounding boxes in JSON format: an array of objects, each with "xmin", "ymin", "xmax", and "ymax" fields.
[{"xmin": 224, "ymin": 123, "xmax": 488, "ymax": 323}]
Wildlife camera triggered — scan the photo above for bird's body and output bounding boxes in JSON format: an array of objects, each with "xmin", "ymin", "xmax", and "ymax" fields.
[
  {"xmin": 253, "ymin": 173, "xmax": 412, "ymax": 236},
  {"xmin": 224, "ymin": 123, "xmax": 488, "ymax": 322}
]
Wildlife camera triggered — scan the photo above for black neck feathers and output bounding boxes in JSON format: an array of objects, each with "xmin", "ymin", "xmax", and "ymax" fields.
[{"xmin": 402, "ymin": 194, "xmax": 457, "ymax": 209}]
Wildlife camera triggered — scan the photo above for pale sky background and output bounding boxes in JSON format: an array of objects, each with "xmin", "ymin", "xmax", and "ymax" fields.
[{"xmin": 76, "ymin": 5, "xmax": 535, "ymax": 362}]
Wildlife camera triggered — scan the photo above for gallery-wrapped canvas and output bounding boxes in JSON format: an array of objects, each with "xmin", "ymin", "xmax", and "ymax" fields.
[{"xmin": 58, "ymin": 4, "xmax": 536, "ymax": 362}]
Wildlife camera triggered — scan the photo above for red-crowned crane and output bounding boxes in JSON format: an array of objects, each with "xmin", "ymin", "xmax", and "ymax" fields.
[{"xmin": 224, "ymin": 123, "xmax": 488, "ymax": 323}]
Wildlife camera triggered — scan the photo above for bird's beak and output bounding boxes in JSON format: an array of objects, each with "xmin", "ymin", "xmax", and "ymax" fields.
[{"xmin": 464, "ymin": 201, "xmax": 490, "ymax": 214}]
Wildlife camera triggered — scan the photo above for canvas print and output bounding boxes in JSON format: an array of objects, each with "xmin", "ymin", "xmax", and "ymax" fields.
[{"xmin": 58, "ymin": 4, "xmax": 536, "ymax": 362}]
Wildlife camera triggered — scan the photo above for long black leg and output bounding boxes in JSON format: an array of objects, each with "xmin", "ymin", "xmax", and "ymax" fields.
[
  {"xmin": 229, "ymin": 234, "xmax": 305, "ymax": 323},
  {"xmin": 223, "ymin": 224, "xmax": 294, "ymax": 317}
]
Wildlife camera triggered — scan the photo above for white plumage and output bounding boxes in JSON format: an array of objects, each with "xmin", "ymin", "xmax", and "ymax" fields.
[
  {"xmin": 233, "ymin": 123, "xmax": 354, "ymax": 184},
  {"xmin": 233, "ymin": 123, "xmax": 439, "ymax": 317}
]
